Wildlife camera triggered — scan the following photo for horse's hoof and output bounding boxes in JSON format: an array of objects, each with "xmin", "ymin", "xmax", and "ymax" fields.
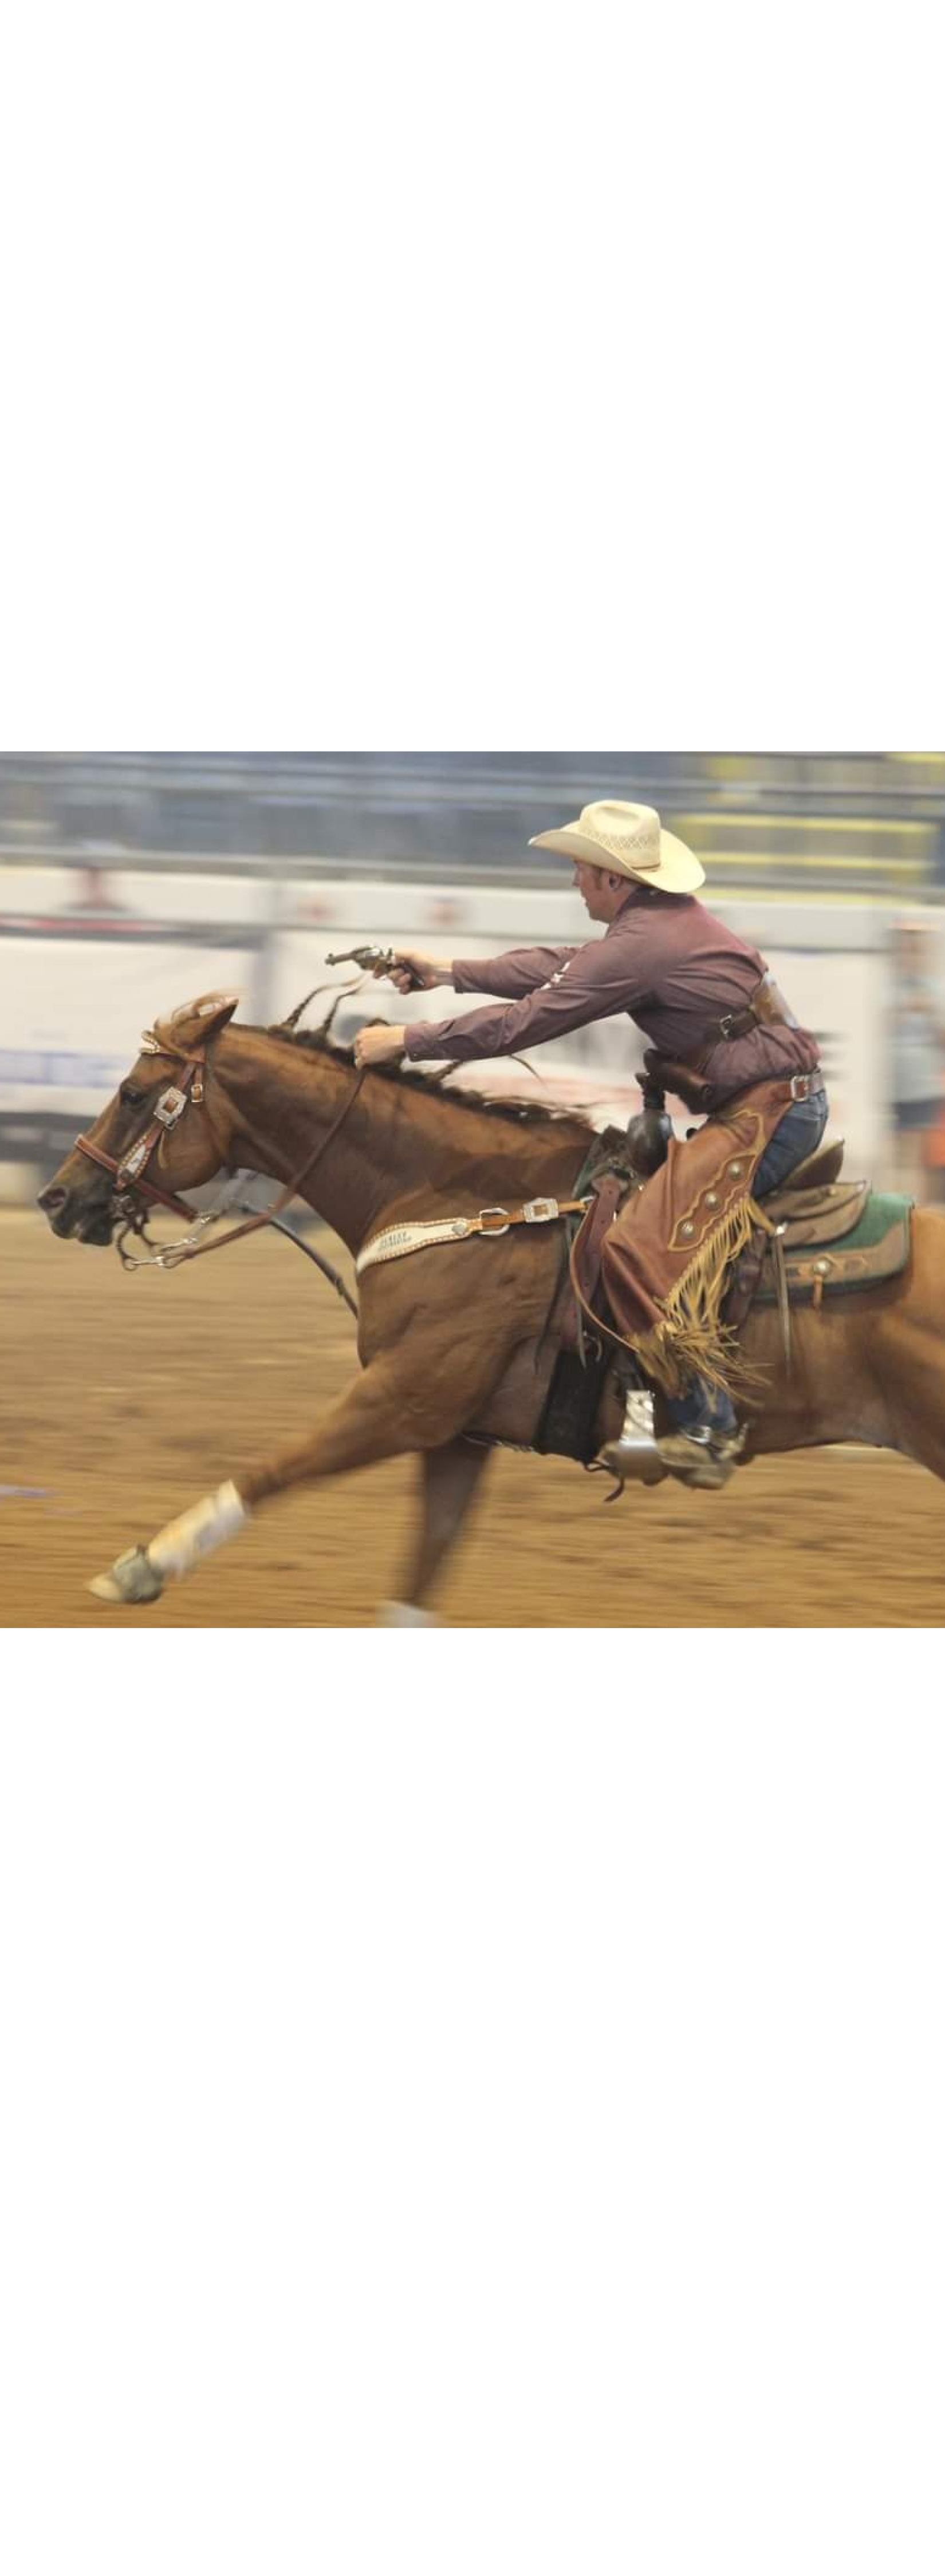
[
  {"xmin": 88, "ymin": 1546, "xmax": 164, "ymax": 1606},
  {"xmin": 377, "ymin": 1601, "xmax": 439, "ymax": 1626}
]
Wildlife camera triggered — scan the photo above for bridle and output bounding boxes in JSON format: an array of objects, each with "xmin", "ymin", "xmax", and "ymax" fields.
[
  {"xmin": 76, "ymin": 1034, "xmax": 220, "ymax": 1245},
  {"xmin": 74, "ymin": 1025, "xmax": 366, "ymax": 1283}
]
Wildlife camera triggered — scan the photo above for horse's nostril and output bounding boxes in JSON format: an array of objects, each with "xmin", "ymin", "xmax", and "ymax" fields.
[{"xmin": 38, "ymin": 1185, "xmax": 67, "ymax": 1212}]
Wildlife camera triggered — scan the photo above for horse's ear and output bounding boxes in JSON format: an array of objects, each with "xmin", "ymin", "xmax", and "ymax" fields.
[
  {"xmin": 192, "ymin": 991, "xmax": 241, "ymax": 1038},
  {"xmin": 158, "ymin": 991, "xmax": 241, "ymax": 1049}
]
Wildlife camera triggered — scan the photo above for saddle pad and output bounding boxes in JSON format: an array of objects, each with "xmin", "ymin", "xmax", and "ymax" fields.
[{"xmin": 757, "ymin": 1192, "xmax": 912, "ymax": 1301}]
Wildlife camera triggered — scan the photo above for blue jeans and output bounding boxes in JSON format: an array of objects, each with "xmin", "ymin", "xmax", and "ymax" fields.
[
  {"xmin": 752, "ymin": 1091, "xmax": 829, "ymax": 1198},
  {"xmin": 664, "ymin": 1090, "xmax": 829, "ymax": 1434}
]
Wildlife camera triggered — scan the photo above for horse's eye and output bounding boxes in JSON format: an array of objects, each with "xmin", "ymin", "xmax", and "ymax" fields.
[{"xmin": 120, "ymin": 1084, "xmax": 145, "ymax": 1108}]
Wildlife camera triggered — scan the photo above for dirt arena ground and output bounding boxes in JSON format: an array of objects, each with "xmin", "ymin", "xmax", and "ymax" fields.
[{"xmin": 1, "ymin": 1211, "xmax": 943, "ymax": 1627}]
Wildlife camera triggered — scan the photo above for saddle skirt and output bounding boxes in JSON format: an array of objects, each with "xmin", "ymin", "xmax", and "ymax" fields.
[
  {"xmin": 765, "ymin": 1176, "xmax": 869, "ymax": 1245},
  {"xmin": 732, "ymin": 1131, "xmax": 911, "ymax": 1298},
  {"xmin": 754, "ymin": 1181, "xmax": 912, "ymax": 1304}
]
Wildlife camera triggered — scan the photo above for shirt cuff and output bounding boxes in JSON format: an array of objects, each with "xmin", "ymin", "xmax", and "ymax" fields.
[{"xmin": 403, "ymin": 1022, "xmax": 443, "ymax": 1060}]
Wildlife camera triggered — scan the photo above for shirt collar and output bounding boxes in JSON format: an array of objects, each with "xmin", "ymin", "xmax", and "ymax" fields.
[{"xmin": 604, "ymin": 883, "xmax": 649, "ymax": 933}]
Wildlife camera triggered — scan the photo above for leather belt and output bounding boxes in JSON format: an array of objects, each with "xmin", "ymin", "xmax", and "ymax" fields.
[
  {"xmin": 715, "ymin": 1072, "xmax": 826, "ymax": 1112},
  {"xmin": 707, "ymin": 969, "xmax": 800, "ymax": 1048}
]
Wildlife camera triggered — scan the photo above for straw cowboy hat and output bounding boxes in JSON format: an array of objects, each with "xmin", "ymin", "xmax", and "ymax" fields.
[{"xmin": 529, "ymin": 799, "xmax": 705, "ymax": 894}]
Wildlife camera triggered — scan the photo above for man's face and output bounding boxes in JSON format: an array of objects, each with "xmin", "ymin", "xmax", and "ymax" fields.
[{"xmin": 573, "ymin": 861, "xmax": 622, "ymax": 921}]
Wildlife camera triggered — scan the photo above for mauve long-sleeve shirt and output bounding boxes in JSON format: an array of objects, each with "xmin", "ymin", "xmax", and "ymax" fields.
[{"xmin": 401, "ymin": 884, "xmax": 820, "ymax": 1105}]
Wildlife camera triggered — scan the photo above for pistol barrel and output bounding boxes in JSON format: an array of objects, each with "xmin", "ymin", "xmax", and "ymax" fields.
[{"xmin": 325, "ymin": 945, "xmax": 422, "ymax": 987}]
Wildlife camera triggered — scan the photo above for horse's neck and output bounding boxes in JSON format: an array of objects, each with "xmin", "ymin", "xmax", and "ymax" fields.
[
  {"xmin": 216, "ymin": 1034, "xmax": 592, "ymax": 1250},
  {"xmin": 217, "ymin": 1037, "xmax": 428, "ymax": 1251}
]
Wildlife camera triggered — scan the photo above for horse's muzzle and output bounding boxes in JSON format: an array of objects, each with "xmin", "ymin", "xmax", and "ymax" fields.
[{"xmin": 37, "ymin": 1179, "xmax": 114, "ymax": 1245}]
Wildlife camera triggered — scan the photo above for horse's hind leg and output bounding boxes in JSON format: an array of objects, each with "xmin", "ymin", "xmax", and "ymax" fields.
[
  {"xmin": 379, "ymin": 1437, "xmax": 493, "ymax": 1626},
  {"xmin": 865, "ymin": 1216, "xmax": 945, "ymax": 1482}
]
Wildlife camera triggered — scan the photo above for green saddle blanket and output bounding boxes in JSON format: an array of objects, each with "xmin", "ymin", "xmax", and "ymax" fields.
[{"xmin": 757, "ymin": 1190, "xmax": 912, "ymax": 1301}]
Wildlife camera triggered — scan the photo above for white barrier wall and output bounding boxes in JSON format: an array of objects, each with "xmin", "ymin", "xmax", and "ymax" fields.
[
  {"xmin": 0, "ymin": 864, "xmax": 919, "ymax": 1175},
  {"xmin": 0, "ymin": 939, "xmax": 257, "ymax": 1121},
  {"xmin": 0, "ymin": 866, "xmax": 268, "ymax": 1124}
]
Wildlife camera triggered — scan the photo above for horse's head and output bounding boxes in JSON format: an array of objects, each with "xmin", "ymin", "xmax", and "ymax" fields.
[{"xmin": 37, "ymin": 992, "xmax": 241, "ymax": 1246}]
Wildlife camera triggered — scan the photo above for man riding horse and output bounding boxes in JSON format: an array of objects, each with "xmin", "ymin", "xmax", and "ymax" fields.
[{"xmin": 353, "ymin": 800, "xmax": 828, "ymax": 1490}]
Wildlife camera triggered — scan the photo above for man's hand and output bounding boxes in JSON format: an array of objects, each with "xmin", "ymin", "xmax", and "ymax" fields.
[
  {"xmin": 371, "ymin": 949, "xmax": 451, "ymax": 994},
  {"xmin": 353, "ymin": 1023, "xmax": 408, "ymax": 1069}
]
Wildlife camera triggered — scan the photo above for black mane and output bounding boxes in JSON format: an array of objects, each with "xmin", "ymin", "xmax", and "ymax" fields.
[{"xmin": 263, "ymin": 1020, "xmax": 593, "ymax": 1133}]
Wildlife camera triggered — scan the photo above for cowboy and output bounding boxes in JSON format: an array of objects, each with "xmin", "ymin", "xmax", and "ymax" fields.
[{"xmin": 353, "ymin": 801, "xmax": 828, "ymax": 1487}]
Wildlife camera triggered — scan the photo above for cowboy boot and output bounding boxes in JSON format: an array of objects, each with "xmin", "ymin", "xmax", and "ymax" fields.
[
  {"xmin": 654, "ymin": 1377, "xmax": 747, "ymax": 1491},
  {"xmin": 654, "ymin": 1423, "xmax": 747, "ymax": 1490}
]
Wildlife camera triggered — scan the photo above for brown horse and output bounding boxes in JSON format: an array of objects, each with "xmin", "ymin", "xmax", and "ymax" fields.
[{"xmin": 36, "ymin": 989, "xmax": 944, "ymax": 1621}]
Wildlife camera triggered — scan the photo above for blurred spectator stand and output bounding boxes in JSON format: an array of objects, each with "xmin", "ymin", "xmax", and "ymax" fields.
[{"xmin": 887, "ymin": 920, "xmax": 945, "ymax": 1199}]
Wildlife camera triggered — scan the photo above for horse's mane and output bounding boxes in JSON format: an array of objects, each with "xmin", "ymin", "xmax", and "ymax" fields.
[{"xmin": 263, "ymin": 1020, "xmax": 593, "ymax": 1133}]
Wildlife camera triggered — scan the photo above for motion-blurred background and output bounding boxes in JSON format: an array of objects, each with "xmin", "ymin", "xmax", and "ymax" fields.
[{"xmin": 3, "ymin": 749, "xmax": 945, "ymax": 1200}]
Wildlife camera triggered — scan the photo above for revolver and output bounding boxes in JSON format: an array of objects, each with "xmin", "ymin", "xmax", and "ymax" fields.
[{"xmin": 325, "ymin": 943, "xmax": 423, "ymax": 989}]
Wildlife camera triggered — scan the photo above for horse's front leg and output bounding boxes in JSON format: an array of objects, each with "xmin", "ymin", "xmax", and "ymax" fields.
[
  {"xmin": 88, "ymin": 1346, "xmax": 500, "ymax": 1611},
  {"xmin": 379, "ymin": 1436, "xmax": 493, "ymax": 1627}
]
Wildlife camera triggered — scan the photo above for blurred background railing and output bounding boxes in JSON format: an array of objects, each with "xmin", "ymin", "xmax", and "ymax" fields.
[
  {"xmin": 2, "ymin": 750, "xmax": 944, "ymax": 890},
  {"xmin": 3, "ymin": 750, "xmax": 945, "ymax": 1205}
]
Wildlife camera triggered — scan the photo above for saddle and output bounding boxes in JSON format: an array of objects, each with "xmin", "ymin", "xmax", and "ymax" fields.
[
  {"xmin": 562, "ymin": 1127, "xmax": 910, "ymax": 1332},
  {"xmin": 730, "ymin": 1138, "xmax": 912, "ymax": 1318},
  {"xmin": 535, "ymin": 1129, "xmax": 913, "ymax": 1465}
]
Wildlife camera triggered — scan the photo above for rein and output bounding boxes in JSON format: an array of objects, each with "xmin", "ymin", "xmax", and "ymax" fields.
[
  {"xmin": 75, "ymin": 1028, "xmax": 365, "ymax": 1294},
  {"xmin": 172, "ymin": 1064, "xmax": 367, "ymax": 1267}
]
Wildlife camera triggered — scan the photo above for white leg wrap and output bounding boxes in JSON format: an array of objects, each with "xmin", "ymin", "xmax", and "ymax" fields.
[
  {"xmin": 377, "ymin": 1601, "xmax": 440, "ymax": 1627},
  {"xmin": 147, "ymin": 1480, "xmax": 249, "ymax": 1582}
]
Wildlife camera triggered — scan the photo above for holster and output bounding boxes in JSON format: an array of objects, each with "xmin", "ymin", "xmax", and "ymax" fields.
[
  {"xmin": 694, "ymin": 970, "xmax": 800, "ymax": 1060},
  {"xmin": 643, "ymin": 1049, "xmax": 716, "ymax": 1114},
  {"xmin": 746, "ymin": 973, "xmax": 799, "ymax": 1034}
]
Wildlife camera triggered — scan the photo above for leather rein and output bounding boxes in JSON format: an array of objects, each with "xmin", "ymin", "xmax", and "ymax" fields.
[{"xmin": 74, "ymin": 1027, "xmax": 365, "ymax": 1292}]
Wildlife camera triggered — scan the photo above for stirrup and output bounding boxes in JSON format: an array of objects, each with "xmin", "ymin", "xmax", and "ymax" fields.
[{"xmin": 597, "ymin": 1389, "xmax": 667, "ymax": 1485}]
